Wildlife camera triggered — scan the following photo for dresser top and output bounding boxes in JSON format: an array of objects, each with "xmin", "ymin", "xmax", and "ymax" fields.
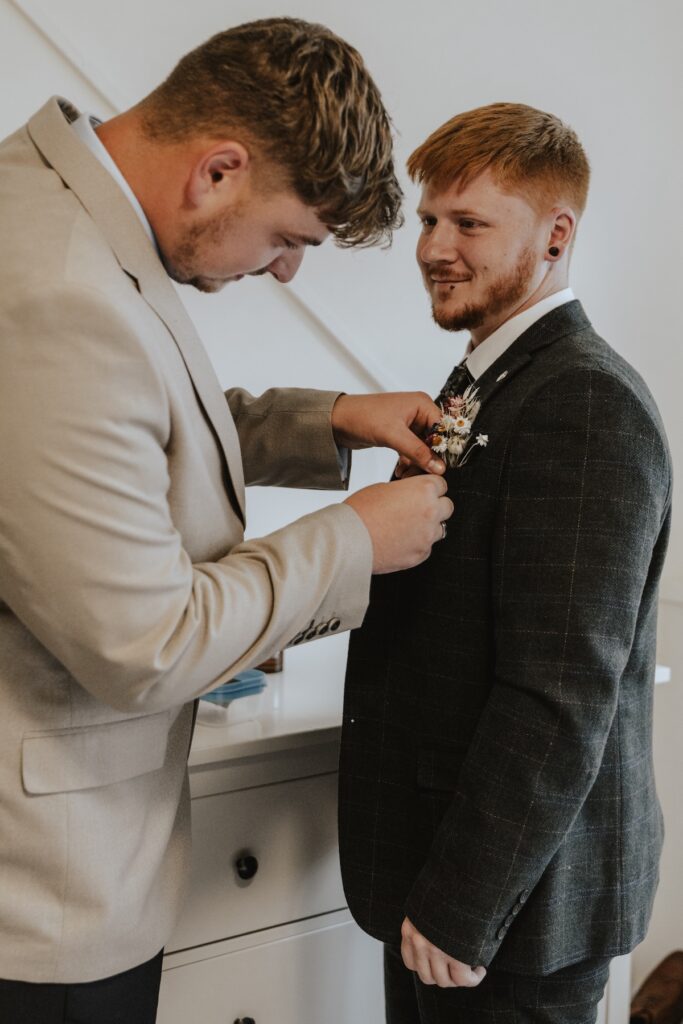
[{"xmin": 188, "ymin": 633, "xmax": 349, "ymax": 768}]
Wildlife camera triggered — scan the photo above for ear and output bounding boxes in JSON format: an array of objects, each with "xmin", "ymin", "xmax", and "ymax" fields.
[
  {"xmin": 545, "ymin": 207, "xmax": 576, "ymax": 261},
  {"xmin": 185, "ymin": 141, "xmax": 251, "ymax": 211}
]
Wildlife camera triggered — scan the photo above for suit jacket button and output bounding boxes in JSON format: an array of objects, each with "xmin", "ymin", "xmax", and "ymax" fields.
[
  {"xmin": 518, "ymin": 889, "xmax": 530, "ymax": 903},
  {"xmin": 505, "ymin": 914, "xmax": 515, "ymax": 927},
  {"xmin": 511, "ymin": 904, "xmax": 521, "ymax": 916},
  {"xmin": 329, "ymin": 618, "xmax": 341, "ymax": 631},
  {"xmin": 305, "ymin": 630, "xmax": 317, "ymax": 641},
  {"xmin": 496, "ymin": 927, "xmax": 507, "ymax": 940},
  {"xmin": 318, "ymin": 622, "xmax": 330, "ymax": 636}
]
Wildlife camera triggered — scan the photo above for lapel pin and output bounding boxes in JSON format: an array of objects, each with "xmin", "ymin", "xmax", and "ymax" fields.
[{"xmin": 496, "ymin": 370, "xmax": 508, "ymax": 382}]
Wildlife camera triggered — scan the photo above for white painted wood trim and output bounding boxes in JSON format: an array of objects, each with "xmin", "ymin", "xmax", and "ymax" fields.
[
  {"xmin": 605, "ymin": 954, "xmax": 632, "ymax": 1024},
  {"xmin": 9, "ymin": 0, "xmax": 398, "ymax": 393}
]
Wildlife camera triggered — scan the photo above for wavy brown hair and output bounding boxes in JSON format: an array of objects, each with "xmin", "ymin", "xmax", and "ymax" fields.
[
  {"xmin": 140, "ymin": 17, "xmax": 403, "ymax": 247},
  {"xmin": 408, "ymin": 103, "xmax": 590, "ymax": 217}
]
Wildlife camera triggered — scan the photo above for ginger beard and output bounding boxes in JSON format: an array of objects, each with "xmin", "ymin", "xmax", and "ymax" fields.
[{"xmin": 429, "ymin": 245, "xmax": 537, "ymax": 333}]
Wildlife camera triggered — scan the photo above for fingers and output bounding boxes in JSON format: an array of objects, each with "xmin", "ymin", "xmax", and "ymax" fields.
[
  {"xmin": 437, "ymin": 495, "xmax": 455, "ymax": 522},
  {"xmin": 431, "ymin": 956, "xmax": 458, "ymax": 989},
  {"xmin": 391, "ymin": 425, "xmax": 445, "ymax": 475},
  {"xmin": 401, "ymin": 936, "xmax": 437, "ymax": 986},
  {"xmin": 414, "ymin": 949, "xmax": 436, "ymax": 987},
  {"xmin": 401, "ymin": 918, "xmax": 485, "ymax": 990},
  {"xmin": 417, "ymin": 472, "xmax": 448, "ymax": 497},
  {"xmin": 400, "ymin": 936, "xmax": 417, "ymax": 974},
  {"xmin": 394, "ymin": 463, "xmax": 424, "ymax": 480},
  {"xmin": 448, "ymin": 962, "xmax": 487, "ymax": 987},
  {"xmin": 409, "ymin": 391, "xmax": 444, "ymax": 428},
  {"xmin": 402, "ymin": 942, "xmax": 483, "ymax": 989}
]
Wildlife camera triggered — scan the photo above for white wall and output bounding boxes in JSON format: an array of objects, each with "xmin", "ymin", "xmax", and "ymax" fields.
[{"xmin": 1, "ymin": 0, "xmax": 681, "ymax": 989}]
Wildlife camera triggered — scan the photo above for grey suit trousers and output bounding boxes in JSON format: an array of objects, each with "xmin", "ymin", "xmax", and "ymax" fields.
[{"xmin": 384, "ymin": 945, "xmax": 611, "ymax": 1024}]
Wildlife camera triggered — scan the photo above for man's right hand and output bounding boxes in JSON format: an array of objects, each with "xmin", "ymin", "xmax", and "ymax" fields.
[{"xmin": 344, "ymin": 475, "xmax": 453, "ymax": 574}]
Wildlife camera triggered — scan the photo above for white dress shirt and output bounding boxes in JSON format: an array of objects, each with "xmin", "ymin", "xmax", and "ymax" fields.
[
  {"xmin": 465, "ymin": 288, "xmax": 575, "ymax": 381},
  {"xmin": 72, "ymin": 113, "xmax": 158, "ymax": 251}
]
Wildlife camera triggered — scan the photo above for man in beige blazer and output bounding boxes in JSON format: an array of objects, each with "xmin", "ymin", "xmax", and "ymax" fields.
[{"xmin": 0, "ymin": 18, "xmax": 452, "ymax": 1022}]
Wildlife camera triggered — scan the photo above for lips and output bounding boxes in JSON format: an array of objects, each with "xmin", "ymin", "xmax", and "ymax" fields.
[{"xmin": 430, "ymin": 277, "xmax": 472, "ymax": 284}]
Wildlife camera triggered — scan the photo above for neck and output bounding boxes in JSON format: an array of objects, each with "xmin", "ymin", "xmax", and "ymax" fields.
[
  {"xmin": 470, "ymin": 268, "xmax": 570, "ymax": 348},
  {"xmin": 95, "ymin": 108, "xmax": 185, "ymax": 246}
]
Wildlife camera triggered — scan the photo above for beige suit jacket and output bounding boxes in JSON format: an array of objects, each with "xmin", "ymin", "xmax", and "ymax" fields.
[{"xmin": 0, "ymin": 98, "xmax": 372, "ymax": 983}]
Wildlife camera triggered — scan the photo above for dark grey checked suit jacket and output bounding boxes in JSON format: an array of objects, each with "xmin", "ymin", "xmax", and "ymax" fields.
[{"xmin": 339, "ymin": 301, "xmax": 672, "ymax": 976}]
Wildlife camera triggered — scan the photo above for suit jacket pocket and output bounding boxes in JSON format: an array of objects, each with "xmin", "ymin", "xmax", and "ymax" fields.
[{"xmin": 22, "ymin": 711, "xmax": 171, "ymax": 794}]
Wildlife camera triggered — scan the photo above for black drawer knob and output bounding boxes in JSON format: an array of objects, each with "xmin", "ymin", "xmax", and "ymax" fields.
[
  {"xmin": 235, "ymin": 854, "xmax": 259, "ymax": 880},
  {"xmin": 234, "ymin": 1018, "xmax": 256, "ymax": 1024}
]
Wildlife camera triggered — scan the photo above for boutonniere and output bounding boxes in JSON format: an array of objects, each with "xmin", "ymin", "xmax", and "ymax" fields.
[{"xmin": 427, "ymin": 385, "xmax": 489, "ymax": 468}]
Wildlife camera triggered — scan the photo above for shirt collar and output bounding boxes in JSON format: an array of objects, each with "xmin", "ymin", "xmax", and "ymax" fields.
[
  {"xmin": 71, "ymin": 112, "xmax": 159, "ymax": 253},
  {"xmin": 465, "ymin": 287, "xmax": 575, "ymax": 381}
]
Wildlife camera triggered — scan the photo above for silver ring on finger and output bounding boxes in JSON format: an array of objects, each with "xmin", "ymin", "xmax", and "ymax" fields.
[{"xmin": 440, "ymin": 521, "xmax": 447, "ymax": 541}]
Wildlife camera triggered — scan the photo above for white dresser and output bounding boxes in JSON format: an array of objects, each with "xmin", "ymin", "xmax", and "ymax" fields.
[
  {"xmin": 158, "ymin": 638, "xmax": 671, "ymax": 1023},
  {"xmin": 157, "ymin": 634, "xmax": 385, "ymax": 1024}
]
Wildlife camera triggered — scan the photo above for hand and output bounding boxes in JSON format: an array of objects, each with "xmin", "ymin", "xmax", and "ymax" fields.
[
  {"xmin": 331, "ymin": 393, "xmax": 445, "ymax": 476},
  {"xmin": 394, "ymin": 457, "xmax": 429, "ymax": 480},
  {"xmin": 344, "ymin": 475, "xmax": 453, "ymax": 574},
  {"xmin": 400, "ymin": 917, "xmax": 487, "ymax": 989}
]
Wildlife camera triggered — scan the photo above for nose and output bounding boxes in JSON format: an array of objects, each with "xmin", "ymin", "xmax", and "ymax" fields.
[
  {"xmin": 418, "ymin": 224, "xmax": 458, "ymax": 267},
  {"xmin": 267, "ymin": 248, "xmax": 305, "ymax": 284}
]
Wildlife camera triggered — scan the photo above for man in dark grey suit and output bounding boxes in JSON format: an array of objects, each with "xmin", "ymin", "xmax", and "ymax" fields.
[{"xmin": 339, "ymin": 103, "xmax": 672, "ymax": 1023}]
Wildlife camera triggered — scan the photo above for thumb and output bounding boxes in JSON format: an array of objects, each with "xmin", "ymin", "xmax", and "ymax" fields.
[{"xmin": 390, "ymin": 424, "xmax": 445, "ymax": 475}]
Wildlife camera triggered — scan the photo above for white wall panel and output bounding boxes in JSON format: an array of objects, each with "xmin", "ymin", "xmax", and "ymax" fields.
[{"xmin": 0, "ymin": 0, "xmax": 114, "ymax": 135}]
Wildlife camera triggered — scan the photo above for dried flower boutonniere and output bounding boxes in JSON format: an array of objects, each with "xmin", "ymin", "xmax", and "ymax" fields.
[{"xmin": 427, "ymin": 385, "xmax": 489, "ymax": 469}]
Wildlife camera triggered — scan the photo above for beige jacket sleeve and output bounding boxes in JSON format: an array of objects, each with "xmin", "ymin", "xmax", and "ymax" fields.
[
  {"xmin": 0, "ymin": 282, "xmax": 372, "ymax": 716},
  {"xmin": 226, "ymin": 386, "xmax": 350, "ymax": 489}
]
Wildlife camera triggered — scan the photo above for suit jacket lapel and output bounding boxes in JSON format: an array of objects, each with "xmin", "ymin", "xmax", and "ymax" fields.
[
  {"xmin": 27, "ymin": 97, "xmax": 246, "ymax": 523},
  {"xmin": 469, "ymin": 300, "xmax": 591, "ymax": 407}
]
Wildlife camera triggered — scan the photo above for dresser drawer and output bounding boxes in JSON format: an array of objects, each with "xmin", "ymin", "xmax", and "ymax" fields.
[
  {"xmin": 167, "ymin": 771, "xmax": 345, "ymax": 952},
  {"xmin": 159, "ymin": 916, "xmax": 384, "ymax": 1024}
]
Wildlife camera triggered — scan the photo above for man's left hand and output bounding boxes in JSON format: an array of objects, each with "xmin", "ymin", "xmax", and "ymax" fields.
[
  {"xmin": 400, "ymin": 917, "xmax": 487, "ymax": 988},
  {"xmin": 331, "ymin": 393, "xmax": 445, "ymax": 475}
]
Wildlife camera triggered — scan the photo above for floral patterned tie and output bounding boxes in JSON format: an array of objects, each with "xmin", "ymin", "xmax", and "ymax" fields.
[{"xmin": 436, "ymin": 361, "xmax": 475, "ymax": 408}]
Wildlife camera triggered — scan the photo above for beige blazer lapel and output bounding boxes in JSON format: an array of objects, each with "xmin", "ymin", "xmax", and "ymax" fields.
[{"xmin": 27, "ymin": 97, "xmax": 246, "ymax": 523}]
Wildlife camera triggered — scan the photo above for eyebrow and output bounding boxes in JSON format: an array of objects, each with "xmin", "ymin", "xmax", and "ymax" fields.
[{"xmin": 416, "ymin": 206, "xmax": 483, "ymax": 218}]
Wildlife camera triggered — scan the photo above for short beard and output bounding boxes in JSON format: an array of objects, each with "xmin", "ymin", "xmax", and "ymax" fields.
[
  {"xmin": 432, "ymin": 247, "xmax": 536, "ymax": 333},
  {"xmin": 162, "ymin": 205, "xmax": 240, "ymax": 293}
]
